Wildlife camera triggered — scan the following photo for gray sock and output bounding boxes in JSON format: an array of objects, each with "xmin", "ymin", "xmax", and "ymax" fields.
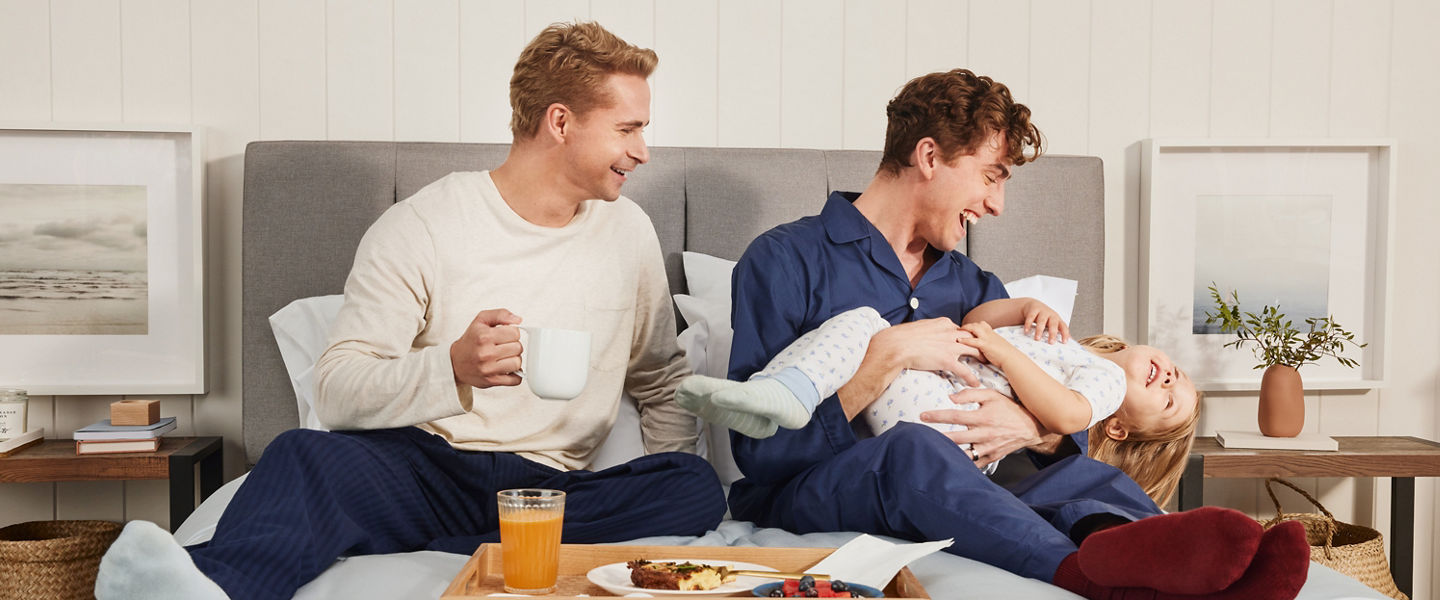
[
  {"xmin": 676, "ymin": 375, "xmax": 779, "ymax": 439},
  {"xmin": 710, "ymin": 376, "xmax": 813, "ymax": 430}
]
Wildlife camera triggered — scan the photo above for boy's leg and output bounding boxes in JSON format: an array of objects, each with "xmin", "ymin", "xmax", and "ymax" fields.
[
  {"xmin": 676, "ymin": 376, "xmax": 781, "ymax": 438},
  {"xmin": 751, "ymin": 305, "xmax": 890, "ymax": 398}
]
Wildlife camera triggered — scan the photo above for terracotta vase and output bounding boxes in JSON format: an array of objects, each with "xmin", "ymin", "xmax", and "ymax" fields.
[{"xmin": 1258, "ymin": 364, "xmax": 1304, "ymax": 437}]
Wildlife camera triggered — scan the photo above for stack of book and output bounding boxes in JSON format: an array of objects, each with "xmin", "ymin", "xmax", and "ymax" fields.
[{"xmin": 73, "ymin": 416, "xmax": 176, "ymax": 455}]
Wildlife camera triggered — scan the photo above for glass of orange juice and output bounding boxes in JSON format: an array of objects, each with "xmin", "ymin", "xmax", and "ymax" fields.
[{"xmin": 497, "ymin": 488, "xmax": 566, "ymax": 594}]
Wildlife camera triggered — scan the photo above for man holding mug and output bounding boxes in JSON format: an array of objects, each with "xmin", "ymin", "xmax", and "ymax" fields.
[{"xmin": 96, "ymin": 21, "xmax": 725, "ymax": 600}]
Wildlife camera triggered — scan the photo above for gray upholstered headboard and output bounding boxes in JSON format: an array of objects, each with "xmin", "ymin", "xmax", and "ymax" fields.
[{"xmin": 242, "ymin": 142, "xmax": 1104, "ymax": 466}]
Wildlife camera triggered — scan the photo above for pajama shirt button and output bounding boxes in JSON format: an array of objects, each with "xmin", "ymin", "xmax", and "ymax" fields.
[{"xmin": 909, "ymin": 297, "xmax": 919, "ymax": 309}]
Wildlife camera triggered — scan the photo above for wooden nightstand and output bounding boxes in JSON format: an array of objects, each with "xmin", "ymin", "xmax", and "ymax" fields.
[
  {"xmin": 0, "ymin": 436, "xmax": 223, "ymax": 529},
  {"xmin": 1179, "ymin": 435, "xmax": 1440, "ymax": 598}
]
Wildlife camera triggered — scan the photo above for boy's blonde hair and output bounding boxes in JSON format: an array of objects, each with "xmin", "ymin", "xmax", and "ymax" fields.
[
  {"xmin": 509, "ymin": 21, "xmax": 658, "ymax": 139},
  {"xmin": 1077, "ymin": 334, "xmax": 1202, "ymax": 509}
]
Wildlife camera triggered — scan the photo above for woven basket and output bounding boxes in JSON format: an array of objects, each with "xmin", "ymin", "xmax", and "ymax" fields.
[
  {"xmin": 1261, "ymin": 478, "xmax": 1407, "ymax": 600},
  {"xmin": 0, "ymin": 520, "xmax": 122, "ymax": 600}
]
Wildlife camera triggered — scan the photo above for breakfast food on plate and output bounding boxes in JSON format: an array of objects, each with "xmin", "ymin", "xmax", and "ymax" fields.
[
  {"xmin": 769, "ymin": 576, "xmax": 859, "ymax": 598},
  {"xmin": 626, "ymin": 559, "xmax": 736, "ymax": 591}
]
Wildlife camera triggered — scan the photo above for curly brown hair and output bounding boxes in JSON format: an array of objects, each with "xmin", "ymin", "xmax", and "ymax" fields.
[
  {"xmin": 878, "ymin": 69, "xmax": 1043, "ymax": 176},
  {"xmin": 509, "ymin": 21, "xmax": 658, "ymax": 139}
]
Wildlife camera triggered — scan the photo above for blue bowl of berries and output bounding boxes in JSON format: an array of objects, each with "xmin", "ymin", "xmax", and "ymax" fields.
[{"xmin": 752, "ymin": 576, "xmax": 884, "ymax": 598}]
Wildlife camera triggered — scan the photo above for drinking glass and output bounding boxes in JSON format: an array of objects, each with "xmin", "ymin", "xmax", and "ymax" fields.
[{"xmin": 497, "ymin": 488, "xmax": 566, "ymax": 594}]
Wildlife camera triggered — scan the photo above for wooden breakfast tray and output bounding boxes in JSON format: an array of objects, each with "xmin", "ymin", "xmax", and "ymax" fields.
[{"xmin": 441, "ymin": 543, "xmax": 932, "ymax": 599}]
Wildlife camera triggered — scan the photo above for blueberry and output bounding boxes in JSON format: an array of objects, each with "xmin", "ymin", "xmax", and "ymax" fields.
[
  {"xmin": 799, "ymin": 575, "xmax": 816, "ymax": 588},
  {"xmin": 768, "ymin": 587, "xmax": 785, "ymax": 597},
  {"xmin": 831, "ymin": 581, "xmax": 850, "ymax": 593}
]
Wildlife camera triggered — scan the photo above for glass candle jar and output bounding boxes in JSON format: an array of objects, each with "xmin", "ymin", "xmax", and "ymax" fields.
[{"xmin": 0, "ymin": 388, "xmax": 28, "ymax": 441}]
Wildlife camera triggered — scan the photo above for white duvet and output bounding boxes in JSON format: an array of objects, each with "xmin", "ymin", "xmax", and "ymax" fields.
[{"xmin": 175, "ymin": 474, "xmax": 1388, "ymax": 600}]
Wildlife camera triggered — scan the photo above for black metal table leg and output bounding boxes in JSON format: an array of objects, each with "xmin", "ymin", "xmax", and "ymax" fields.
[
  {"xmin": 199, "ymin": 443, "xmax": 223, "ymax": 500},
  {"xmin": 1178, "ymin": 454, "xmax": 1204, "ymax": 511},
  {"xmin": 169, "ymin": 449, "xmax": 195, "ymax": 529},
  {"xmin": 1391, "ymin": 477, "xmax": 1414, "ymax": 598},
  {"xmin": 168, "ymin": 437, "xmax": 223, "ymax": 531}
]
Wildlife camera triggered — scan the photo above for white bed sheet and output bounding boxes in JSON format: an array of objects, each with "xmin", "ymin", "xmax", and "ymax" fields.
[{"xmin": 175, "ymin": 474, "xmax": 1390, "ymax": 600}]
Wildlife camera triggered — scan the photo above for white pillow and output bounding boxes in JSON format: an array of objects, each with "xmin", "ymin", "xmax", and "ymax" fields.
[
  {"xmin": 674, "ymin": 293, "xmax": 733, "ymax": 380},
  {"xmin": 682, "ymin": 250, "xmax": 736, "ymax": 302},
  {"xmin": 1003, "ymin": 274, "xmax": 1078, "ymax": 324},
  {"xmin": 268, "ymin": 294, "xmax": 345, "ymax": 431},
  {"xmin": 676, "ymin": 251, "xmax": 739, "ymax": 379}
]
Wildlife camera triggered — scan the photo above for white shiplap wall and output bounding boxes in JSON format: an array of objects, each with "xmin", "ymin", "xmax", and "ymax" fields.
[{"xmin": 1, "ymin": 1, "xmax": 1437, "ymax": 597}]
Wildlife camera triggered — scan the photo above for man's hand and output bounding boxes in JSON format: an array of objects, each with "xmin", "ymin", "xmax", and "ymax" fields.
[
  {"xmin": 919, "ymin": 388, "xmax": 1056, "ymax": 465},
  {"xmin": 837, "ymin": 317, "xmax": 981, "ymax": 419},
  {"xmin": 450, "ymin": 309, "xmax": 524, "ymax": 389},
  {"xmin": 870, "ymin": 318, "xmax": 982, "ymax": 386}
]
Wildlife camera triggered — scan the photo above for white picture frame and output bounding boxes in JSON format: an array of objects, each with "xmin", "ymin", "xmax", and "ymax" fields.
[
  {"xmin": 1140, "ymin": 139, "xmax": 1394, "ymax": 392},
  {"xmin": 0, "ymin": 124, "xmax": 205, "ymax": 395}
]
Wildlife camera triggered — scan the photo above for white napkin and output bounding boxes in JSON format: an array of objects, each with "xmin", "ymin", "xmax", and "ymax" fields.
[{"xmin": 806, "ymin": 535, "xmax": 953, "ymax": 589}]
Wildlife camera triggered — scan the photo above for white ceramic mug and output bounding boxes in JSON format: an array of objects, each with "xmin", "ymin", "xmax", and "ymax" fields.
[{"xmin": 520, "ymin": 326, "xmax": 591, "ymax": 400}]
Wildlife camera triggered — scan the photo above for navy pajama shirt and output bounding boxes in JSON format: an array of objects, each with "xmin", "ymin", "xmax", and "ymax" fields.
[
  {"xmin": 189, "ymin": 427, "xmax": 725, "ymax": 600},
  {"xmin": 724, "ymin": 192, "xmax": 1160, "ymax": 583}
]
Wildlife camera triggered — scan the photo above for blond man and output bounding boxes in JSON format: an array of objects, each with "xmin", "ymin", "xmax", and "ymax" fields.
[{"xmin": 95, "ymin": 22, "xmax": 725, "ymax": 600}]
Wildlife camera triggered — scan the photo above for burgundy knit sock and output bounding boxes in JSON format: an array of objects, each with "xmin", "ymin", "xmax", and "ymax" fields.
[
  {"xmin": 1054, "ymin": 553, "xmax": 1160, "ymax": 600},
  {"xmin": 1052, "ymin": 519, "xmax": 1310, "ymax": 600},
  {"xmin": 1204, "ymin": 520, "xmax": 1309, "ymax": 600},
  {"xmin": 1077, "ymin": 506, "xmax": 1262, "ymax": 594}
]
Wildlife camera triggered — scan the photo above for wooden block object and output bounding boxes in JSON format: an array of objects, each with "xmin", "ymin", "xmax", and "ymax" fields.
[{"xmin": 111, "ymin": 400, "xmax": 160, "ymax": 426}]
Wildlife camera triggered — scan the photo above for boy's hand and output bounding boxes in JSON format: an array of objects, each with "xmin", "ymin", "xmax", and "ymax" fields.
[{"xmin": 1020, "ymin": 298, "xmax": 1069, "ymax": 343}]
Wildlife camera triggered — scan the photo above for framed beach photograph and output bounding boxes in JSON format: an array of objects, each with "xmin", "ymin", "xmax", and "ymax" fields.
[
  {"xmin": 1139, "ymin": 139, "xmax": 1394, "ymax": 391},
  {"xmin": 0, "ymin": 125, "xmax": 205, "ymax": 394}
]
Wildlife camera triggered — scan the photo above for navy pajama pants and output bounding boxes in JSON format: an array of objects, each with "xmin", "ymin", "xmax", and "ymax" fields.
[
  {"xmin": 189, "ymin": 427, "xmax": 727, "ymax": 600},
  {"xmin": 738, "ymin": 423, "xmax": 1160, "ymax": 583}
]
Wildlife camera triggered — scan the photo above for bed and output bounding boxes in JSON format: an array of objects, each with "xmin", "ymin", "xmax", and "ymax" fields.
[{"xmin": 190, "ymin": 140, "xmax": 1388, "ymax": 599}]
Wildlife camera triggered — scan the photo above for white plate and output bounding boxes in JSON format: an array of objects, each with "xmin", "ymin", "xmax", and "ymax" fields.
[{"xmin": 586, "ymin": 558, "xmax": 778, "ymax": 597}]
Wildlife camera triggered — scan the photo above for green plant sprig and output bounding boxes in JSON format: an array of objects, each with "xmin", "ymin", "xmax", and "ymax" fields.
[{"xmin": 1203, "ymin": 284, "xmax": 1366, "ymax": 370}]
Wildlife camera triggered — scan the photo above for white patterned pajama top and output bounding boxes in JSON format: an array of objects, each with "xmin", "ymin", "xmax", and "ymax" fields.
[{"xmin": 751, "ymin": 306, "xmax": 1126, "ymax": 467}]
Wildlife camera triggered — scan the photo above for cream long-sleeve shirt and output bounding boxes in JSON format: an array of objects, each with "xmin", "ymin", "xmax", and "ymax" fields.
[{"xmin": 314, "ymin": 171, "xmax": 697, "ymax": 470}]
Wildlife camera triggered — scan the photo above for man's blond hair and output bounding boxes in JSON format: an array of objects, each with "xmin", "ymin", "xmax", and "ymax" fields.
[{"xmin": 509, "ymin": 21, "xmax": 658, "ymax": 139}]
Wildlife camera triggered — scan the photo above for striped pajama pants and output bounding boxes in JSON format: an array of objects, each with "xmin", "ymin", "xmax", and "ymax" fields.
[{"xmin": 188, "ymin": 426, "xmax": 727, "ymax": 600}]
